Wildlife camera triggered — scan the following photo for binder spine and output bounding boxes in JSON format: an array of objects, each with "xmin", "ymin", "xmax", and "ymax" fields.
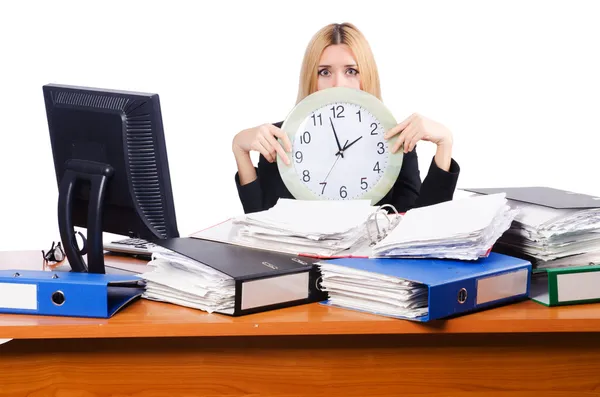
[
  {"xmin": 428, "ymin": 278, "xmax": 478, "ymax": 320},
  {"xmin": 309, "ymin": 264, "xmax": 328, "ymax": 302},
  {"xmin": 228, "ymin": 266, "xmax": 326, "ymax": 317},
  {"xmin": 0, "ymin": 277, "xmax": 106, "ymax": 317},
  {"xmin": 38, "ymin": 281, "xmax": 106, "ymax": 317},
  {"xmin": 547, "ymin": 272, "xmax": 559, "ymax": 306},
  {"xmin": 429, "ymin": 267, "xmax": 530, "ymax": 320},
  {"xmin": 233, "ymin": 280, "xmax": 243, "ymax": 315}
]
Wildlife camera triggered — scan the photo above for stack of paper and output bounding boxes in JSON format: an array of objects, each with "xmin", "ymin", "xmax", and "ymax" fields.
[
  {"xmin": 371, "ymin": 193, "xmax": 519, "ymax": 260},
  {"xmin": 533, "ymin": 250, "xmax": 600, "ymax": 270},
  {"xmin": 140, "ymin": 250, "xmax": 236, "ymax": 314},
  {"xmin": 318, "ymin": 261, "xmax": 429, "ymax": 319},
  {"xmin": 491, "ymin": 200, "xmax": 600, "ymax": 268},
  {"xmin": 228, "ymin": 199, "xmax": 396, "ymax": 257}
]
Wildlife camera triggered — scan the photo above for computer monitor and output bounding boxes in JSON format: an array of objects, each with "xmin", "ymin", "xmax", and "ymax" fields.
[{"xmin": 43, "ymin": 83, "xmax": 179, "ymax": 274}]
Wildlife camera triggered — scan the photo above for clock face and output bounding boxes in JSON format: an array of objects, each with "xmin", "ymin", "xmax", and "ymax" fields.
[
  {"xmin": 291, "ymin": 102, "xmax": 388, "ymax": 200},
  {"xmin": 278, "ymin": 86, "xmax": 402, "ymax": 204}
]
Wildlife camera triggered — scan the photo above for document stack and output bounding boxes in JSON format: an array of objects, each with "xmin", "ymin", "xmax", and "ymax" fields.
[
  {"xmin": 461, "ymin": 187, "xmax": 600, "ymax": 307},
  {"xmin": 192, "ymin": 199, "xmax": 399, "ymax": 258},
  {"xmin": 463, "ymin": 187, "xmax": 600, "ymax": 269},
  {"xmin": 370, "ymin": 193, "xmax": 519, "ymax": 260},
  {"xmin": 192, "ymin": 194, "xmax": 517, "ymax": 261},
  {"xmin": 234, "ymin": 199, "xmax": 376, "ymax": 253},
  {"xmin": 318, "ymin": 253, "xmax": 531, "ymax": 321},
  {"xmin": 499, "ymin": 204, "xmax": 600, "ymax": 269},
  {"xmin": 138, "ymin": 237, "xmax": 325, "ymax": 316},
  {"xmin": 142, "ymin": 248, "xmax": 237, "ymax": 314},
  {"xmin": 319, "ymin": 260, "xmax": 429, "ymax": 319}
]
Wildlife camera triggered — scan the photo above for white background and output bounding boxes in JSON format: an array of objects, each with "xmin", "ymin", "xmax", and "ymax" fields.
[{"xmin": 0, "ymin": 0, "xmax": 598, "ymax": 251}]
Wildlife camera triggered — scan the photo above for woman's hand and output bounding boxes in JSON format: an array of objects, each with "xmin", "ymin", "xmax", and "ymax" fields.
[
  {"xmin": 232, "ymin": 123, "xmax": 292, "ymax": 186},
  {"xmin": 384, "ymin": 113, "xmax": 454, "ymax": 171},
  {"xmin": 232, "ymin": 123, "xmax": 292, "ymax": 165},
  {"xmin": 384, "ymin": 113, "xmax": 453, "ymax": 154}
]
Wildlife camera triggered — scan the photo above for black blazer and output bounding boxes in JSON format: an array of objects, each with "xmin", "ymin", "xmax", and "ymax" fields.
[{"xmin": 235, "ymin": 121, "xmax": 460, "ymax": 214}]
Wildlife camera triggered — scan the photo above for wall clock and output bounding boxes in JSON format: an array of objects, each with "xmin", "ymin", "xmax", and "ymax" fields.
[{"xmin": 277, "ymin": 86, "xmax": 403, "ymax": 204}]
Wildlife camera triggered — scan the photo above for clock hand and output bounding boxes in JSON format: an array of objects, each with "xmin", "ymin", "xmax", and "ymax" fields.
[
  {"xmin": 323, "ymin": 154, "xmax": 342, "ymax": 183},
  {"xmin": 341, "ymin": 135, "xmax": 363, "ymax": 152},
  {"xmin": 335, "ymin": 135, "xmax": 363, "ymax": 156},
  {"xmin": 329, "ymin": 117, "xmax": 344, "ymax": 158},
  {"xmin": 325, "ymin": 139, "xmax": 349, "ymax": 182}
]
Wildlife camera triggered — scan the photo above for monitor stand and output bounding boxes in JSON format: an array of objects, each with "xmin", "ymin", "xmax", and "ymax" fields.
[{"xmin": 57, "ymin": 159, "xmax": 114, "ymax": 274}]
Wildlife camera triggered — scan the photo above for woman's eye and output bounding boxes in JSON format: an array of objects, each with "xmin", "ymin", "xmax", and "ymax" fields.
[
  {"xmin": 319, "ymin": 69, "xmax": 330, "ymax": 76},
  {"xmin": 347, "ymin": 68, "xmax": 359, "ymax": 76}
]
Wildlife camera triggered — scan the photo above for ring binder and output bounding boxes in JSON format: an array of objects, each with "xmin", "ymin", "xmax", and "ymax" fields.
[
  {"xmin": 366, "ymin": 204, "xmax": 401, "ymax": 246},
  {"xmin": 189, "ymin": 200, "xmax": 405, "ymax": 259},
  {"xmin": 369, "ymin": 193, "xmax": 519, "ymax": 260},
  {"xmin": 319, "ymin": 252, "xmax": 532, "ymax": 322},
  {"xmin": 0, "ymin": 270, "xmax": 144, "ymax": 318},
  {"xmin": 145, "ymin": 237, "xmax": 328, "ymax": 316}
]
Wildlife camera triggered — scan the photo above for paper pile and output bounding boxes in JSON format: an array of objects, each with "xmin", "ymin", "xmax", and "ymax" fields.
[
  {"xmin": 229, "ymin": 199, "xmax": 397, "ymax": 257},
  {"xmin": 371, "ymin": 193, "xmax": 519, "ymax": 260},
  {"xmin": 318, "ymin": 261, "xmax": 428, "ymax": 319},
  {"xmin": 492, "ymin": 200, "xmax": 600, "ymax": 268},
  {"xmin": 140, "ymin": 249, "xmax": 235, "ymax": 314}
]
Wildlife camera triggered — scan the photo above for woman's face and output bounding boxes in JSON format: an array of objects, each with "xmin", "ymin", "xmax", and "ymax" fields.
[{"xmin": 317, "ymin": 44, "xmax": 361, "ymax": 91}]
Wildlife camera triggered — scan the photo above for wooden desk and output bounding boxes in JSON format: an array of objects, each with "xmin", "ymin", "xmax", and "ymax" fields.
[{"xmin": 1, "ymin": 251, "xmax": 600, "ymax": 396}]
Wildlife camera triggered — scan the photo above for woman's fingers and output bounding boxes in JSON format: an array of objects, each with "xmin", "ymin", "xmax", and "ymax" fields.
[
  {"xmin": 254, "ymin": 136, "xmax": 275, "ymax": 162},
  {"xmin": 384, "ymin": 113, "xmax": 417, "ymax": 140},
  {"xmin": 392, "ymin": 121, "xmax": 417, "ymax": 153},
  {"xmin": 268, "ymin": 125, "xmax": 293, "ymax": 153},
  {"xmin": 407, "ymin": 129, "xmax": 424, "ymax": 152},
  {"xmin": 262, "ymin": 128, "xmax": 290, "ymax": 165}
]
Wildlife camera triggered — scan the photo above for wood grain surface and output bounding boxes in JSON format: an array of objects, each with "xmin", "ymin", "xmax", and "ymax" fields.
[{"xmin": 1, "ymin": 334, "xmax": 599, "ymax": 396}]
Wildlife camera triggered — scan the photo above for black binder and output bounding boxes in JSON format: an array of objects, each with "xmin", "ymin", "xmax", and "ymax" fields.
[
  {"xmin": 463, "ymin": 186, "xmax": 600, "ymax": 209},
  {"xmin": 151, "ymin": 237, "xmax": 327, "ymax": 316}
]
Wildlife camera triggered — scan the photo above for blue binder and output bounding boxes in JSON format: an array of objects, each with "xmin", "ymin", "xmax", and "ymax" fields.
[
  {"xmin": 321, "ymin": 252, "xmax": 532, "ymax": 322},
  {"xmin": 0, "ymin": 270, "xmax": 144, "ymax": 318}
]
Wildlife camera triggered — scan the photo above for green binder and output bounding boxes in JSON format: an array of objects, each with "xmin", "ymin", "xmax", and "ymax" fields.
[{"xmin": 531, "ymin": 264, "xmax": 600, "ymax": 306}]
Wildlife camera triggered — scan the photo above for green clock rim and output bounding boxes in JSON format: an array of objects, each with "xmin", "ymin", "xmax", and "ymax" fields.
[{"xmin": 277, "ymin": 86, "xmax": 403, "ymax": 205}]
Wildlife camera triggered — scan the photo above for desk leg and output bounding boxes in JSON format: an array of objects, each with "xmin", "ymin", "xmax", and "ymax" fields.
[{"xmin": 1, "ymin": 334, "xmax": 600, "ymax": 396}]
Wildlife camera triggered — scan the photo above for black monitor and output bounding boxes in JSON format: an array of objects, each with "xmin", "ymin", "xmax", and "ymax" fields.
[{"xmin": 43, "ymin": 83, "xmax": 179, "ymax": 274}]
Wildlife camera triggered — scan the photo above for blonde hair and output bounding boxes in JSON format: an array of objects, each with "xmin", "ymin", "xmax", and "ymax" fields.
[{"xmin": 296, "ymin": 22, "xmax": 382, "ymax": 103}]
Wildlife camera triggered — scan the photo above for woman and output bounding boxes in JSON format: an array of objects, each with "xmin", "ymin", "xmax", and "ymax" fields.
[{"xmin": 232, "ymin": 22, "xmax": 459, "ymax": 214}]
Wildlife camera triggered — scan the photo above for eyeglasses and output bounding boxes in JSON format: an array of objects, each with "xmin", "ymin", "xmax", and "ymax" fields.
[{"xmin": 42, "ymin": 241, "xmax": 66, "ymax": 268}]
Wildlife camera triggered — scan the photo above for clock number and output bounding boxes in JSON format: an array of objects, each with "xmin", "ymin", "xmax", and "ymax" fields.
[
  {"xmin": 302, "ymin": 170, "xmax": 310, "ymax": 182},
  {"xmin": 300, "ymin": 131, "xmax": 311, "ymax": 144},
  {"xmin": 311, "ymin": 113, "xmax": 322, "ymax": 126},
  {"xmin": 360, "ymin": 177, "xmax": 368, "ymax": 190},
  {"xmin": 339, "ymin": 185, "xmax": 347, "ymax": 198},
  {"xmin": 371, "ymin": 122, "xmax": 378, "ymax": 135},
  {"xmin": 319, "ymin": 182, "xmax": 327, "ymax": 194},
  {"xmin": 377, "ymin": 142, "xmax": 385, "ymax": 154},
  {"xmin": 356, "ymin": 110, "xmax": 362, "ymax": 122},
  {"xmin": 295, "ymin": 151, "xmax": 303, "ymax": 163},
  {"xmin": 373, "ymin": 162, "xmax": 382, "ymax": 173},
  {"xmin": 330, "ymin": 105, "xmax": 345, "ymax": 118}
]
